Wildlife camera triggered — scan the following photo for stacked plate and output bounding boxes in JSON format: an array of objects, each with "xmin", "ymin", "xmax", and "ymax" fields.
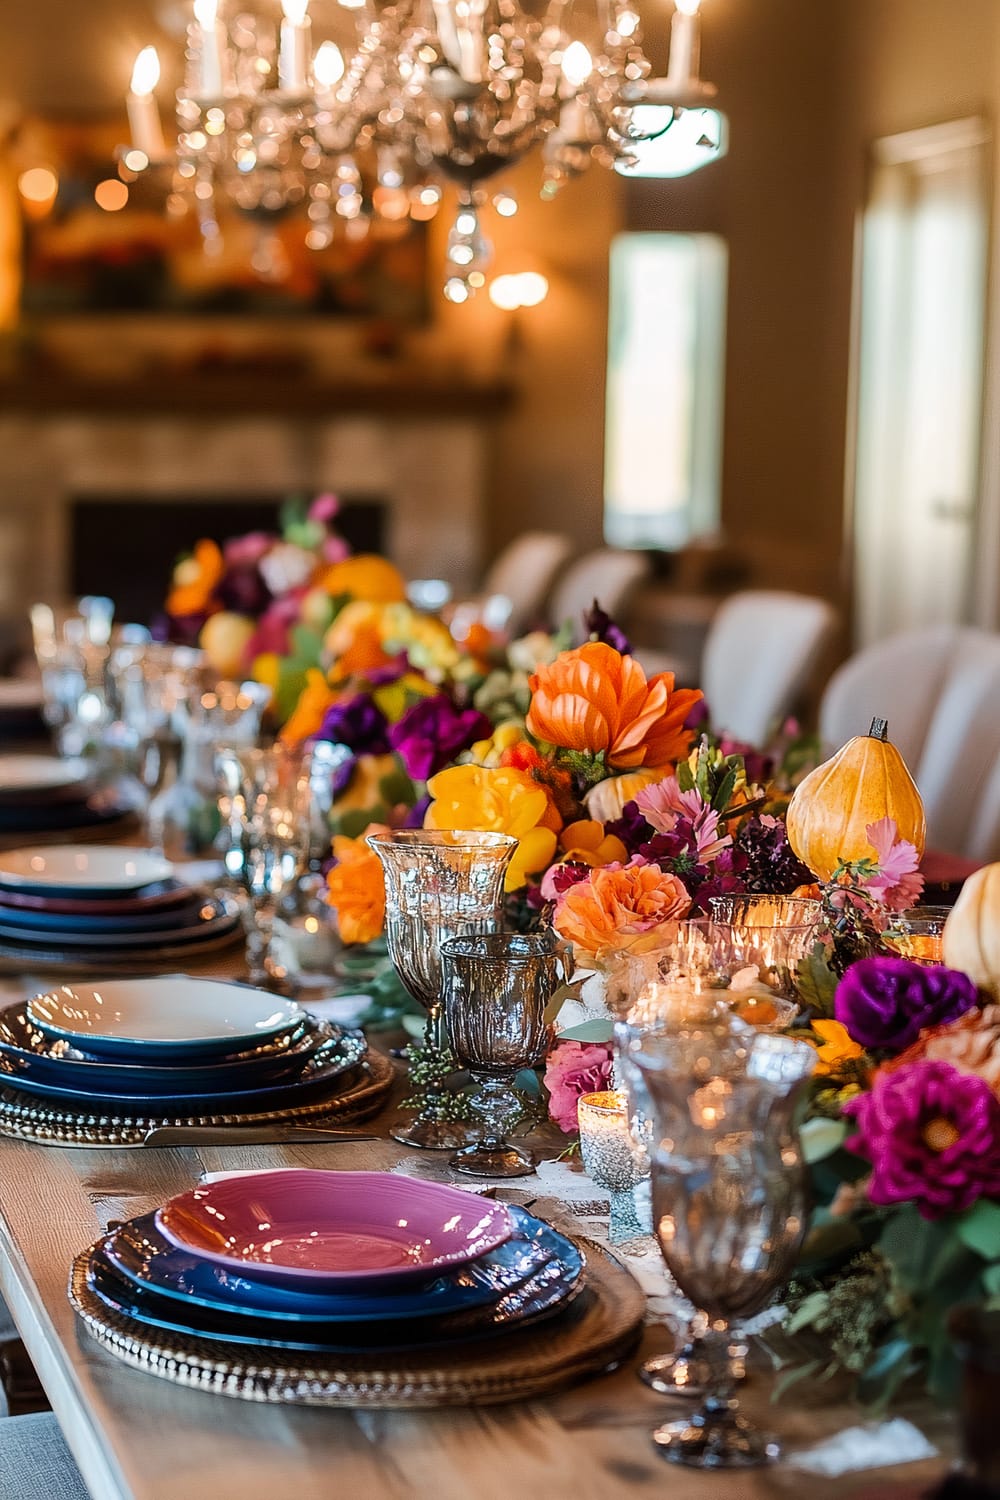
[
  {"xmin": 0, "ymin": 847, "xmax": 240, "ymax": 969},
  {"xmin": 0, "ymin": 977, "xmax": 366, "ymax": 1114},
  {"xmin": 0, "ymin": 755, "xmax": 133, "ymax": 840},
  {"xmin": 81, "ymin": 1169, "xmax": 585, "ymax": 1356},
  {"xmin": 0, "ymin": 682, "xmax": 46, "ymax": 742}
]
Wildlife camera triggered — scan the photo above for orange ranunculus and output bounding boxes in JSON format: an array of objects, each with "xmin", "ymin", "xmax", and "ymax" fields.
[
  {"xmin": 326, "ymin": 822, "xmax": 389, "ymax": 944},
  {"xmin": 552, "ymin": 862, "xmax": 692, "ymax": 967},
  {"xmin": 424, "ymin": 764, "xmax": 560, "ymax": 891},
  {"xmin": 558, "ymin": 819, "xmax": 628, "ymax": 870},
  {"xmin": 810, "ymin": 1019, "xmax": 866, "ymax": 1076},
  {"xmin": 526, "ymin": 642, "xmax": 703, "ymax": 771},
  {"xmin": 323, "ymin": 601, "xmax": 395, "ymax": 681},
  {"xmin": 166, "ymin": 539, "xmax": 225, "ymax": 617},
  {"xmin": 315, "ymin": 555, "xmax": 407, "ymax": 604},
  {"xmin": 280, "ymin": 668, "xmax": 336, "ymax": 745}
]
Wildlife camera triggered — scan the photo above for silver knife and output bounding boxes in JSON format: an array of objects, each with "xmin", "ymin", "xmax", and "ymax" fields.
[{"xmin": 142, "ymin": 1125, "xmax": 377, "ymax": 1148}]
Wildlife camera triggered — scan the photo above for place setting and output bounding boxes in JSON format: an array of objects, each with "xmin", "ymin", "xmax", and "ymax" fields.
[
  {"xmin": 67, "ymin": 1166, "xmax": 645, "ymax": 1407},
  {"xmin": 0, "ymin": 754, "xmax": 138, "ymax": 847},
  {"xmin": 0, "ymin": 844, "xmax": 242, "ymax": 975},
  {"xmin": 0, "ymin": 974, "xmax": 394, "ymax": 1146}
]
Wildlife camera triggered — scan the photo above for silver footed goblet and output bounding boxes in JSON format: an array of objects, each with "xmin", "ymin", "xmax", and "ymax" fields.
[
  {"xmin": 366, "ymin": 829, "xmax": 517, "ymax": 1151},
  {"xmin": 441, "ymin": 931, "xmax": 566, "ymax": 1177},
  {"xmin": 632, "ymin": 1026, "xmax": 817, "ymax": 1468}
]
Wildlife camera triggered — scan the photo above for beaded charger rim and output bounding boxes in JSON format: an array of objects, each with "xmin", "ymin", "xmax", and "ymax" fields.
[
  {"xmin": 67, "ymin": 1233, "xmax": 645, "ymax": 1408},
  {"xmin": 0, "ymin": 1044, "xmax": 394, "ymax": 1146}
]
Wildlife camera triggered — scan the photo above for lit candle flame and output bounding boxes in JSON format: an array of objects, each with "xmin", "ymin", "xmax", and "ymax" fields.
[
  {"xmin": 130, "ymin": 46, "xmax": 160, "ymax": 96},
  {"xmin": 314, "ymin": 39, "xmax": 345, "ymax": 85},
  {"xmin": 282, "ymin": 0, "xmax": 310, "ymax": 21},
  {"xmin": 193, "ymin": 0, "xmax": 218, "ymax": 26},
  {"xmin": 560, "ymin": 40, "xmax": 593, "ymax": 88},
  {"xmin": 674, "ymin": 0, "xmax": 701, "ymax": 14}
]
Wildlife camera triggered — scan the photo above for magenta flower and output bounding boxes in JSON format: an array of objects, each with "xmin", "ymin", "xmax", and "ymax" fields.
[
  {"xmin": 388, "ymin": 695, "xmax": 490, "ymax": 782},
  {"xmin": 223, "ymin": 531, "xmax": 274, "ymax": 569},
  {"xmin": 862, "ymin": 817, "xmax": 925, "ymax": 912},
  {"xmin": 844, "ymin": 1059, "xmax": 1000, "ymax": 1218},
  {"xmin": 543, "ymin": 1040, "xmax": 614, "ymax": 1133},
  {"xmin": 540, "ymin": 860, "xmax": 591, "ymax": 902},
  {"xmin": 245, "ymin": 594, "xmax": 303, "ymax": 661},
  {"xmin": 835, "ymin": 956, "xmax": 978, "ymax": 1053},
  {"xmin": 309, "ymin": 493, "xmax": 340, "ymax": 524}
]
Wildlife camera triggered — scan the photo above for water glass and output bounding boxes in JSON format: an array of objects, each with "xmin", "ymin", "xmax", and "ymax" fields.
[
  {"xmin": 441, "ymin": 930, "xmax": 565, "ymax": 1177},
  {"xmin": 708, "ymin": 894, "xmax": 822, "ymax": 998},
  {"xmin": 882, "ymin": 905, "xmax": 950, "ymax": 966}
]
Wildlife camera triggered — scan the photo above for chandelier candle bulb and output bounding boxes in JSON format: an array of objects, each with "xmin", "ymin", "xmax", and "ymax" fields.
[
  {"xmin": 667, "ymin": 0, "xmax": 702, "ymax": 87},
  {"xmin": 279, "ymin": 0, "xmax": 312, "ymax": 92},
  {"xmin": 127, "ymin": 48, "xmax": 166, "ymax": 160},
  {"xmin": 192, "ymin": 0, "xmax": 226, "ymax": 98}
]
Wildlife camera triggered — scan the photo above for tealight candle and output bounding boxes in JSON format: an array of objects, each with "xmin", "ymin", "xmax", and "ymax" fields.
[{"xmin": 577, "ymin": 1090, "xmax": 649, "ymax": 1242}]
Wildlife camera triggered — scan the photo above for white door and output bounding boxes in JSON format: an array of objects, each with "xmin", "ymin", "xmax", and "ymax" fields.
[{"xmin": 851, "ymin": 119, "xmax": 991, "ymax": 647}]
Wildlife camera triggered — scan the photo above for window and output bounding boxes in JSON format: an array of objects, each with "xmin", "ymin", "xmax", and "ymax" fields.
[{"xmin": 604, "ymin": 232, "xmax": 727, "ymax": 550}]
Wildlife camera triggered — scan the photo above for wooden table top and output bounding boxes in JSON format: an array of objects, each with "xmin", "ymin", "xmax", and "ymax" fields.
[{"xmin": 0, "ymin": 985, "xmax": 952, "ymax": 1500}]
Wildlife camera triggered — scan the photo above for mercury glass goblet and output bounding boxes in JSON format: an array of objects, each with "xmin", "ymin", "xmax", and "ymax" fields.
[
  {"xmin": 632, "ymin": 1026, "xmax": 816, "ymax": 1468},
  {"xmin": 708, "ymin": 894, "xmax": 822, "ymax": 998},
  {"xmin": 366, "ymin": 829, "xmax": 517, "ymax": 1151},
  {"xmin": 441, "ymin": 930, "xmax": 566, "ymax": 1177}
]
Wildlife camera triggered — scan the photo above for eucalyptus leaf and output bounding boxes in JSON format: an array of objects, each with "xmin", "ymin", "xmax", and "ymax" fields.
[
  {"xmin": 955, "ymin": 1199, "xmax": 1000, "ymax": 1259},
  {"xmin": 558, "ymin": 1018, "xmax": 615, "ymax": 1044},
  {"xmin": 982, "ymin": 1263, "xmax": 1000, "ymax": 1297},
  {"xmin": 801, "ymin": 1116, "xmax": 849, "ymax": 1164},
  {"xmin": 785, "ymin": 1290, "xmax": 830, "ymax": 1334},
  {"xmin": 543, "ymin": 980, "xmax": 585, "ymax": 1025}
]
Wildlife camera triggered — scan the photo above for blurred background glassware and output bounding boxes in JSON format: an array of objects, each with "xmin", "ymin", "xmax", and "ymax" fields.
[
  {"xmin": 149, "ymin": 681, "xmax": 270, "ymax": 861},
  {"xmin": 216, "ymin": 744, "xmax": 314, "ymax": 988},
  {"xmin": 30, "ymin": 597, "xmax": 116, "ymax": 758},
  {"xmin": 441, "ymin": 930, "xmax": 565, "ymax": 1177},
  {"xmin": 109, "ymin": 643, "xmax": 205, "ymax": 840},
  {"xmin": 367, "ymin": 829, "xmax": 516, "ymax": 1151},
  {"xmin": 632, "ymin": 1025, "xmax": 816, "ymax": 1468},
  {"xmin": 881, "ymin": 904, "xmax": 951, "ymax": 966},
  {"xmin": 708, "ymin": 894, "xmax": 823, "ymax": 998},
  {"xmin": 945, "ymin": 1304, "xmax": 1000, "ymax": 1495}
]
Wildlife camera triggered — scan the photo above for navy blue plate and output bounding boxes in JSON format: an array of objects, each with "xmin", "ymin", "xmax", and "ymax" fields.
[
  {"xmin": 98, "ymin": 1204, "xmax": 577, "ymax": 1323},
  {"xmin": 0, "ymin": 899, "xmax": 206, "ymax": 935},
  {"xmin": 0, "ymin": 1003, "xmax": 327, "ymax": 1094},
  {"xmin": 0, "ymin": 896, "xmax": 237, "ymax": 950},
  {"xmin": 0, "ymin": 1030, "xmax": 367, "ymax": 1114},
  {"xmin": 84, "ymin": 1207, "xmax": 584, "ymax": 1351}
]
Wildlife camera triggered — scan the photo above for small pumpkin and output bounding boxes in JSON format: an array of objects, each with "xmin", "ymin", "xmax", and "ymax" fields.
[
  {"xmin": 943, "ymin": 863, "xmax": 1000, "ymax": 995},
  {"xmin": 786, "ymin": 717, "xmax": 926, "ymax": 881}
]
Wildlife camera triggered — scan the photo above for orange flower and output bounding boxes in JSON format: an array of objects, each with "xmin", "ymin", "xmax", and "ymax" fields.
[
  {"xmin": 166, "ymin": 539, "xmax": 224, "ymax": 617},
  {"xmin": 326, "ymin": 823, "xmax": 388, "ymax": 944},
  {"xmin": 810, "ymin": 1019, "xmax": 866, "ymax": 1076},
  {"xmin": 881, "ymin": 1005, "xmax": 1000, "ymax": 1095},
  {"xmin": 323, "ymin": 602, "xmax": 395, "ymax": 681},
  {"xmin": 280, "ymin": 668, "xmax": 336, "ymax": 745},
  {"xmin": 315, "ymin": 555, "xmax": 407, "ymax": 603},
  {"xmin": 553, "ymin": 862, "xmax": 692, "ymax": 966},
  {"xmin": 526, "ymin": 642, "xmax": 703, "ymax": 771}
]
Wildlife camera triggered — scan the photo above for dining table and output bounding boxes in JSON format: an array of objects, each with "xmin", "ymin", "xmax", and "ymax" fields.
[{"xmin": 0, "ymin": 951, "xmax": 953, "ymax": 1500}]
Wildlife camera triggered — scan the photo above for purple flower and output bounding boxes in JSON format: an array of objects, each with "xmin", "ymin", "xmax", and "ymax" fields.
[
  {"xmin": 403, "ymin": 794, "xmax": 431, "ymax": 828},
  {"xmin": 737, "ymin": 814, "xmax": 812, "ymax": 895},
  {"xmin": 684, "ymin": 698, "xmax": 710, "ymax": 732},
  {"xmin": 388, "ymin": 695, "xmax": 491, "ymax": 782},
  {"xmin": 317, "ymin": 694, "xmax": 391, "ymax": 755},
  {"xmin": 718, "ymin": 734, "xmax": 773, "ymax": 786},
  {"xmin": 844, "ymin": 1059, "xmax": 1000, "ymax": 1219},
  {"xmin": 835, "ymin": 957, "xmax": 978, "ymax": 1053},
  {"xmin": 605, "ymin": 799, "xmax": 654, "ymax": 855},
  {"xmin": 584, "ymin": 601, "xmax": 631, "ymax": 655}
]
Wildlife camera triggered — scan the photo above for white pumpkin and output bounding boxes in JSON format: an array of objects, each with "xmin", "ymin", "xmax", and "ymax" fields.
[{"xmin": 942, "ymin": 863, "xmax": 1000, "ymax": 995}]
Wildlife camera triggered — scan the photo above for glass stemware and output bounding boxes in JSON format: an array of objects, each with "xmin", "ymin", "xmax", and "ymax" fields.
[
  {"xmin": 441, "ymin": 930, "xmax": 566, "ymax": 1177},
  {"xmin": 708, "ymin": 894, "xmax": 822, "ymax": 998},
  {"xmin": 216, "ymin": 745, "xmax": 313, "ymax": 988},
  {"xmin": 109, "ymin": 643, "xmax": 205, "ymax": 840},
  {"xmin": 366, "ymin": 829, "xmax": 516, "ymax": 1151},
  {"xmin": 881, "ymin": 903, "xmax": 950, "ymax": 966},
  {"xmin": 631, "ymin": 1024, "xmax": 816, "ymax": 1468}
]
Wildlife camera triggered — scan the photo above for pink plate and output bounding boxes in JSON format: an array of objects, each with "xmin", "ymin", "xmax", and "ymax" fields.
[{"xmin": 154, "ymin": 1170, "xmax": 513, "ymax": 1290}]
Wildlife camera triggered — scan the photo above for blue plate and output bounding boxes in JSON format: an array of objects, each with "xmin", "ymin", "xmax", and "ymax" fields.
[
  {"xmin": 85, "ymin": 1206, "xmax": 584, "ymax": 1351},
  {"xmin": 0, "ymin": 896, "xmax": 238, "ymax": 950},
  {"xmin": 0, "ymin": 1029, "xmax": 367, "ymax": 1114},
  {"xmin": 98, "ymin": 1204, "xmax": 577, "ymax": 1323},
  {"xmin": 0, "ymin": 1003, "xmax": 326, "ymax": 1095},
  {"xmin": 0, "ymin": 899, "xmax": 206, "ymax": 935}
]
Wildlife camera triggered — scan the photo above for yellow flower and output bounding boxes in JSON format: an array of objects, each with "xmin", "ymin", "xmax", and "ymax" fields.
[
  {"xmin": 424, "ymin": 764, "xmax": 560, "ymax": 891},
  {"xmin": 372, "ymin": 671, "xmax": 440, "ymax": 724},
  {"xmin": 558, "ymin": 819, "xmax": 628, "ymax": 869},
  {"xmin": 332, "ymin": 754, "xmax": 401, "ymax": 816},
  {"xmin": 323, "ymin": 601, "xmax": 395, "ymax": 682},
  {"xmin": 280, "ymin": 668, "xmax": 336, "ymax": 745},
  {"xmin": 468, "ymin": 721, "xmax": 527, "ymax": 767},
  {"xmin": 811, "ymin": 1019, "xmax": 865, "ymax": 1075},
  {"xmin": 381, "ymin": 604, "xmax": 459, "ymax": 675},
  {"xmin": 584, "ymin": 769, "xmax": 662, "ymax": 824}
]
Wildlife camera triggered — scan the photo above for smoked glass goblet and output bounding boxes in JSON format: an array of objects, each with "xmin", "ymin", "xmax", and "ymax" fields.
[
  {"xmin": 441, "ymin": 930, "xmax": 566, "ymax": 1177},
  {"xmin": 367, "ymin": 829, "xmax": 516, "ymax": 1151},
  {"xmin": 632, "ymin": 1026, "xmax": 816, "ymax": 1468}
]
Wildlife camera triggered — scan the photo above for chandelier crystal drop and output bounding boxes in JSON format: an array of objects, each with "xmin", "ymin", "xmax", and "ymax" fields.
[{"xmin": 124, "ymin": 0, "xmax": 718, "ymax": 298}]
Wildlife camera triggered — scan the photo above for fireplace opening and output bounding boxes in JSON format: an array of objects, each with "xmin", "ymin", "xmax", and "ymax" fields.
[{"xmin": 68, "ymin": 495, "xmax": 386, "ymax": 625}]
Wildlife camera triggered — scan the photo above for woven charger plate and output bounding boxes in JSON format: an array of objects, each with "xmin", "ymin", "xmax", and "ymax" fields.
[
  {"xmin": 68, "ymin": 1233, "xmax": 644, "ymax": 1408},
  {"xmin": 0, "ymin": 1045, "xmax": 394, "ymax": 1146}
]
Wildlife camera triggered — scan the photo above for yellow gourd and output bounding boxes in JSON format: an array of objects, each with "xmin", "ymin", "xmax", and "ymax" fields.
[
  {"xmin": 786, "ymin": 718, "xmax": 926, "ymax": 881},
  {"xmin": 943, "ymin": 863, "xmax": 1000, "ymax": 995}
]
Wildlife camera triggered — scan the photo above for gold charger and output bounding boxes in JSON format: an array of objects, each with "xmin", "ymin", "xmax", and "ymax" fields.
[
  {"xmin": 67, "ymin": 1233, "xmax": 645, "ymax": 1408},
  {"xmin": 0, "ymin": 1046, "xmax": 395, "ymax": 1146}
]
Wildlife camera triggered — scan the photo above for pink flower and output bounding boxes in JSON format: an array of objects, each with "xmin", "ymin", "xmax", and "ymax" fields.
[
  {"xmin": 863, "ymin": 817, "xmax": 925, "ymax": 912},
  {"xmin": 322, "ymin": 535, "xmax": 351, "ymax": 564},
  {"xmin": 634, "ymin": 775, "xmax": 732, "ymax": 863},
  {"xmin": 309, "ymin": 493, "xmax": 340, "ymax": 523},
  {"xmin": 543, "ymin": 1040, "xmax": 614, "ymax": 1133},
  {"xmin": 223, "ymin": 531, "xmax": 274, "ymax": 569},
  {"xmin": 246, "ymin": 593, "xmax": 303, "ymax": 660}
]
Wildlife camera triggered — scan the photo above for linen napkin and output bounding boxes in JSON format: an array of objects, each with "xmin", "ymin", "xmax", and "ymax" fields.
[{"xmin": 786, "ymin": 1419, "xmax": 938, "ymax": 1475}]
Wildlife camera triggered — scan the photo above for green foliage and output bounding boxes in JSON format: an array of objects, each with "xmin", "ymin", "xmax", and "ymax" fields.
[{"xmin": 794, "ymin": 942, "xmax": 840, "ymax": 1016}]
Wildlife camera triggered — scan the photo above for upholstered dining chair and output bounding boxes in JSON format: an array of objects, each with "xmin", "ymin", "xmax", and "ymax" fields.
[
  {"xmin": 477, "ymin": 531, "xmax": 575, "ymax": 637},
  {"xmin": 546, "ymin": 548, "xmax": 652, "ymax": 644},
  {"xmin": 699, "ymin": 590, "xmax": 839, "ymax": 747},
  {"xmin": 819, "ymin": 625, "xmax": 1000, "ymax": 862},
  {"xmin": 0, "ymin": 1412, "xmax": 90, "ymax": 1498}
]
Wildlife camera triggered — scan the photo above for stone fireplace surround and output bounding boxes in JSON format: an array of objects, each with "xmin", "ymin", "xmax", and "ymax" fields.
[{"xmin": 0, "ymin": 378, "xmax": 508, "ymax": 626}]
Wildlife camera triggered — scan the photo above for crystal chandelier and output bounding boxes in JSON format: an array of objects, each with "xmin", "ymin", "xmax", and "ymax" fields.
[{"xmin": 125, "ymin": 0, "xmax": 717, "ymax": 300}]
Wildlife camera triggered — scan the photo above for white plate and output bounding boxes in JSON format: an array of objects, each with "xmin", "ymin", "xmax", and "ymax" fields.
[
  {"xmin": 27, "ymin": 977, "xmax": 306, "ymax": 1054},
  {"xmin": 0, "ymin": 756, "xmax": 90, "ymax": 794},
  {"xmin": 0, "ymin": 846, "xmax": 173, "ymax": 892}
]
